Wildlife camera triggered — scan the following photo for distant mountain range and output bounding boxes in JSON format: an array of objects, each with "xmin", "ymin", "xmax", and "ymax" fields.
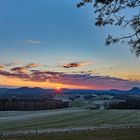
[
  {"xmin": 0, "ymin": 87, "xmax": 140, "ymax": 99},
  {"xmin": 0, "ymin": 87, "xmax": 54, "ymax": 99},
  {"xmin": 110, "ymin": 87, "xmax": 140, "ymax": 94},
  {"xmin": 127, "ymin": 87, "xmax": 140, "ymax": 93}
]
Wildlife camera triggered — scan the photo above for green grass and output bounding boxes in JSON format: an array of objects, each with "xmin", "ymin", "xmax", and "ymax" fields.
[
  {"xmin": 1, "ymin": 128, "xmax": 140, "ymax": 140},
  {"xmin": 70, "ymin": 100, "xmax": 88, "ymax": 107},
  {"xmin": 0, "ymin": 108, "xmax": 140, "ymax": 131}
]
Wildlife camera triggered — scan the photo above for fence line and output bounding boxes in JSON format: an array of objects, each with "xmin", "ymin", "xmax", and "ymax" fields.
[{"xmin": 1, "ymin": 123, "xmax": 140, "ymax": 137}]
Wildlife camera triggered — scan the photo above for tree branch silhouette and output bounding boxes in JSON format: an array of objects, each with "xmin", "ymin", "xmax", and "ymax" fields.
[{"xmin": 77, "ymin": 0, "xmax": 140, "ymax": 56}]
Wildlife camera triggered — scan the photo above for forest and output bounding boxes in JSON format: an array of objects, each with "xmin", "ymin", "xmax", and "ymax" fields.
[{"xmin": 0, "ymin": 98, "xmax": 69, "ymax": 111}]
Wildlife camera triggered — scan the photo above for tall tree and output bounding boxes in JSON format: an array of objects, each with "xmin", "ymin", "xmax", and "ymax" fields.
[{"xmin": 77, "ymin": 0, "xmax": 140, "ymax": 56}]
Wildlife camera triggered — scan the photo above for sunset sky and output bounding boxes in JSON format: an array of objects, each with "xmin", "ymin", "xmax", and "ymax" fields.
[{"xmin": 0, "ymin": 0, "xmax": 140, "ymax": 90}]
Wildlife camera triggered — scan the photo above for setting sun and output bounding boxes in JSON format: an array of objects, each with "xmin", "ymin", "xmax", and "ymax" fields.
[{"xmin": 56, "ymin": 86, "xmax": 61, "ymax": 90}]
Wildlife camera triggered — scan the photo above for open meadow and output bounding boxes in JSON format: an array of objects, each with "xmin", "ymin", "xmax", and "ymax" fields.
[{"xmin": 0, "ymin": 108, "xmax": 140, "ymax": 131}]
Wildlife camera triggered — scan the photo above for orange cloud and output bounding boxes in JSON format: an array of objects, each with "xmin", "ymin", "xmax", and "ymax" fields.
[
  {"xmin": 25, "ymin": 63, "xmax": 38, "ymax": 68},
  {"xmin": 0, "ymin": 68, "xmax": 140, "ymax": 90},
  {"xmin": 0, "ymin": 65, "xmax": 4, "ymax": 69}
]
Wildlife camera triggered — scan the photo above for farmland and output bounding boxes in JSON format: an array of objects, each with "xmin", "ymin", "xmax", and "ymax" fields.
[{"xmin": 0, "ymin": 108, "xmax": 140, "ymax": 131}]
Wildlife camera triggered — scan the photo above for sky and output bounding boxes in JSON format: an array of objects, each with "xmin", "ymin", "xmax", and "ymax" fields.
[{"xmin": 0, "ymin": 0, "xmax": 140, "ymax": 90}]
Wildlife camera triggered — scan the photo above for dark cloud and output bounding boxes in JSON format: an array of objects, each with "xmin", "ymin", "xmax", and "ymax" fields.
[
  {"xmin": 11, "ymin": 63, "xmax": 38, "ymax": 73},
  {"xmin": 0, "ymin": 68, "xmax": 140, "ymax": 90},
  {"xmin": 0, "ymin": 70, "xmax": 12, "ymax": 77},
  {"xmin": 63, "ymin": 61, "xmax": 90, "ymax": 68},
  {"xmin": 11, "ymin": 67, "xmax": 27, "ymax": 73},
  {"xmin": 0, "ymin": 70, "xmax": 30, "ymax": 79},
  {"xmin": 63, "ymin": 63, "xmax": 80, "ymax": 68}
]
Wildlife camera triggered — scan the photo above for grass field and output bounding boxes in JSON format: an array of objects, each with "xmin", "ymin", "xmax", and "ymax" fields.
[
  {"xmin": 0, "ymin": 108, "xmax": 140, "ymax": 131},
  {"xmin": 1, "ymin": 128, "xmax": 140, "ymax": 140}
]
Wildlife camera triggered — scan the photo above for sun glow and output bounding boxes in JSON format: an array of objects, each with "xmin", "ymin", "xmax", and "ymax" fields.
[{"xmin": 56, "ymin": 86, "xmax": 60, "ymax": 90}]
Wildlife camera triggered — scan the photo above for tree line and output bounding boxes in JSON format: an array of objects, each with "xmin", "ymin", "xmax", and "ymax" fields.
[
  {"xmin": 108, "ymin": 99, "xmax": 140, "ymax": 109},
  {"xmin": 0, "ymin": 98, "xmax": 69, "ymax": 111}
]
